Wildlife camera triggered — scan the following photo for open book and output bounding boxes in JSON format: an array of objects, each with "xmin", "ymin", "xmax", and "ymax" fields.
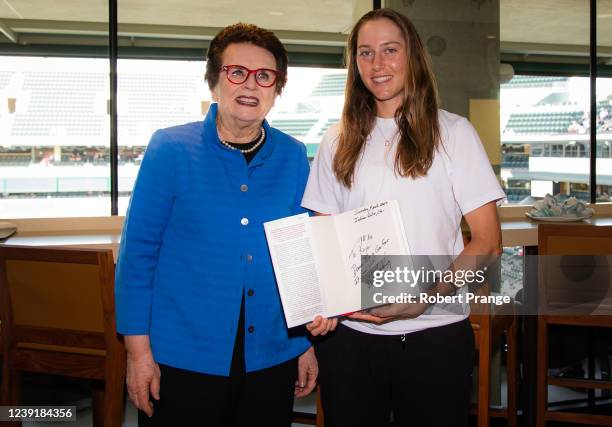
[{"xmin": 264, "ymin": 200, "xmax": 410, "ymax": 327}]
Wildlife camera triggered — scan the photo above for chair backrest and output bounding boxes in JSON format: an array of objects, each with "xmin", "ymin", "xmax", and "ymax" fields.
[
  {"xmin": 539, "ymin": 224, "xmax": 612, "ymax": 256},
  {"xmin": 538, "ymin": 224, "xmax": 612, "ymax": 318},
  {"xmin": 0, "ymin": 246, "xmax": 118, "ymax": 354}
]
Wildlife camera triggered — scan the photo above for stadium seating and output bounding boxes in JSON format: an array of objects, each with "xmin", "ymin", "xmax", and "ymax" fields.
[
  {"xmin": 269, "ymin": 118, "xmax": 318, "ymax": 137},
  {"xmin": 119, "ymin": 73, "xmax": 201, "ymax": 137},
  {"xmin": 501, "ymin": 76, "xmax": 567, "ymax": 89},
  {"xmin": 10, "ymin": 71, "xmax": 202, "ymax": 138},
  {"xmin": 501, "ymin": 154, "xmax": 529, "ymax": 169},
  {"xmin": 317, "ymin": 118, "xmax": 339, "ymax": 137},
  {"xmin": 504, "ymin": 111, "xmax": 583, "ymax": 134},
  {"xmin": 0, "ymin": 71, "xmax": 14, "ymax": 90},
  {"xmin": 11, "ymin": 72, "xmax": 106, "ymax": 137},
  {"xmin": 310, "ymin": 74, "xmax": 346, "ymax": 97},
  {"xmin": 504, "ymin": 188, "xmax": 530, "ymax": 203}
]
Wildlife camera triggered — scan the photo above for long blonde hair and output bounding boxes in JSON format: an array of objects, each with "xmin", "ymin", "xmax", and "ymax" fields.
[{"xmin": 333, "ymin": 8, "xmax": 441, "ymax": 188}]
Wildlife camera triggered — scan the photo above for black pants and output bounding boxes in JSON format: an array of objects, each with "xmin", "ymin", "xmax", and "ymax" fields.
[
  {"xmin": 315, "ymin": 319, "xmax": 474, "ymax": 427},
  {"xmin": 139, "ymin": 301, "xmax": 298, "ymax": 427}
]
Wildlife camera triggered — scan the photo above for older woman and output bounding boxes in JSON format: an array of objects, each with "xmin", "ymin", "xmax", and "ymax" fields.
[{"xmin": 115, "ymin": 23, "xmax": 317, "ymax": 427}]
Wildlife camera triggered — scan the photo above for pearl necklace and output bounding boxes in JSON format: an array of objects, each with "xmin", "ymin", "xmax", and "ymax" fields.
[{"xmin": 218, "ymin": 127, "xmax": 266, "ymax": 153}]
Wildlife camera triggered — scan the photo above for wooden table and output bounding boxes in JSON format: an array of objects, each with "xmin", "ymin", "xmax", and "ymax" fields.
[
  {"xmin": 3, "ymin": 212, "xmax": 612, "ymax": 427},
  {"xmin": 1, "ymin": 232, "xmax": 121, "ymax": 261}
]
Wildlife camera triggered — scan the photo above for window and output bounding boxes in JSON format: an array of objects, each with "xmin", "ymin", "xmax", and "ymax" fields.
[
  {"xmin": 0, "ymin": 56, "xmax": 346, "ymax": 217},
  {"xmin": 0, "ymin": 57, "xmax": 111, "ymax": 218},
  {"xmin": 500, "ymin": 74, "xmax": 612, "ymax": 204},
  {"xmin": 2, "ymin": 1, "xmax": 610, "ymax": 216},
  {"xmin": 596, "ymin": 75, "xmax": 612, "ymax": 200},
  {"xmin": 0, "ymin": 1, "xmax": 349, "ymax": 218}
]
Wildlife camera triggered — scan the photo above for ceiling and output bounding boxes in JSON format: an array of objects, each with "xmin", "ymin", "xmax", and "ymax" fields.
[
  {"xmin": 0, "ymin": 0, "xmax": 354, "ymax": 34},
  {"xmin": 501, "ymin": 0, "xmax": 612, "ymax": 49},
  {"xmin": 0, "ymin": 0, "xmax": 611, "ymax": 52}
]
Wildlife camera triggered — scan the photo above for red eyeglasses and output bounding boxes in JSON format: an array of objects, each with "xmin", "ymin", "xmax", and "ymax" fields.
[{"xmin": 221, "ymin": 65, "xmax": 280, "ymax": 88}]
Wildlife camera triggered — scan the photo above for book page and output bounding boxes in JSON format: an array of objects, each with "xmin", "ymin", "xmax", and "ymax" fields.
[
  {"xmin": 264, "ymin": 213, "xmax": 326, "ymax": 328},
  {"xmin": 265, "ymin": 201, "xmax": 410, "ymax": 325},
  {"xmin": 308, "ymin": 215, "xmax": 357, "ymax": 316},
  {"xmin": 333, "ymin": 200, "xmax": 410, "ymax": 310}
]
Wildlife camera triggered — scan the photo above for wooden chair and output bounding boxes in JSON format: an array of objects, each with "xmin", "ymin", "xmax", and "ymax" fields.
[
  {"xmin": 292, "ymin": 386, "xmax": 324, "ymax": 427},
  {"xmin": 462, "ymin": 233, "xmax": 518, "ymax": 427},
  {"xmin": 537, "ymin": 224, "xmax": 612, "ymax": 426},
  {"xmin": 0, "ymin": 246, "xmax": 126, "ymax": 427},
  {"xmin": 0, "ymin": 322, "xmax": 4, "ymax": 398},
  {"xmin": 469, "ymin": 282, "xmax": 519, "ymax": 427}
]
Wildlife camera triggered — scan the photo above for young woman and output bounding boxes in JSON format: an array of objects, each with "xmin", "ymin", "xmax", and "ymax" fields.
[{"xmin": 302, "ymin": 8, "xmax": 505, "ymax": 427}]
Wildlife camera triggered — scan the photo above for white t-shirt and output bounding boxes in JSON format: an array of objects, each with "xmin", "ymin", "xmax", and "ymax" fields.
[{"xmin": 302, "ymin": 110, "xmax": 506, "ymax": 335}]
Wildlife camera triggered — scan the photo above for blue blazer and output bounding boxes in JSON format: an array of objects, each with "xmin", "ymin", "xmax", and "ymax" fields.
[{"xmin": 115, "ymin": 103, "xmax": 311, "ymax": 375}]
